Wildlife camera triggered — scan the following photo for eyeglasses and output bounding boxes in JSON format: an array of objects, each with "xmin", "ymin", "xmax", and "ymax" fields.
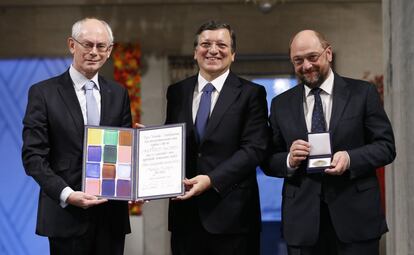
[
  {"xmin": 72, "ymin": 37, "xmax": 112, "ymax": 53},
  {"xmin": 198, "ymin": 41, "xmax": 230, "ymax": 50},
  {"xmin": 291, "ymin": 47, "xmax": 329, "ymax": 66}
]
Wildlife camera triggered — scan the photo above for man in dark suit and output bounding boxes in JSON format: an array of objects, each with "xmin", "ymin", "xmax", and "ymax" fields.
[
  {"xmin": 263, "ymin": 30, "xmax": 396, "ymax": 254},
  {"xmin": 22, "ymin": 18, "xmax": 131, "ymax": 255},
  {"xmin": 165, "ymin": 20, "xmax": 269, "ymax": 255}
]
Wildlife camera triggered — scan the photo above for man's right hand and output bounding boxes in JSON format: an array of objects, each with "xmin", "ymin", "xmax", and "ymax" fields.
[
  {"xmin": 66, "ymin": 191, "xmax": 108, "ymax": 209},
  {"xmin": 288, "ymin": 139, "xmax": 310, "ymax": 168},
  {"xmin": 135, "ymin": 123, "xmax": 145, "ymax": 128}
]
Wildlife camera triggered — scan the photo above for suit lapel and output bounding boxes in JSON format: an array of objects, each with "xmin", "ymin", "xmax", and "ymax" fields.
[
  {"xmin": 292, "ymin": 84, "xmax": 308, "ymax": 138},
  {"xmin": 329, "ymin": 73, "xmax": 350, "ymax": 133},
  {"xmin": 201, "ymin": 72, "xmax": 241, "ymax": 142},
  {"xmin": 57, "ymin": 71, "xmax": 84, "ymax": 136},
  {"xmin": 182, "ymin": 76, "xmax": 197, "ymax": 137}
]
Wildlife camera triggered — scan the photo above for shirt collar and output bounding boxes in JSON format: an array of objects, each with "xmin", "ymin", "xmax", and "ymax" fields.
[
  {"xmin": 305, "ymin": 68, "xmax": 334, "ymax": 97},
  {"xmin": 197, "ymin": 69, "xmax": 230, "ymax": 93},
  {"xmin": 69, "ymin": 65, "xmax": 100, "ymax": 91}
]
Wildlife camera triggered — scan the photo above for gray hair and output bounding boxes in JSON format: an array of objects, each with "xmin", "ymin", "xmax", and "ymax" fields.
[{"xmin": 71, "ymin": 17, "xmax": 114, "ymax": 44}]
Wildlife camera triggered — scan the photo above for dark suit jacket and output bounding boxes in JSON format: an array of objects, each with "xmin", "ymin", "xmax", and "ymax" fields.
[
  {"xmin": 166, "ymin": 72, "xmax": 268, "ymax": 234},
  {"xmin": 263, "ymin": 73, "xmax": 396, "ymax": 245},
  {"xmin": 22, "ymin": 70, "xmax": 132, "ymax": 238}
]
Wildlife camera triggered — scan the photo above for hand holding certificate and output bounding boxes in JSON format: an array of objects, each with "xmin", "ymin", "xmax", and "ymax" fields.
[{"xmin": 174, "ymin": 175, "xmax": 212, "ymax": 200}]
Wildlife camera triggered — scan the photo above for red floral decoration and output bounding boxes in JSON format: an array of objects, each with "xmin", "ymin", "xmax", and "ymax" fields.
[
  {"xmin": 113, "ymin": 42, "xmax": 142, "ymax": 216},
  {"xmin": 113, "ymin": 42, "xmax": 142, "ymax": 124}
]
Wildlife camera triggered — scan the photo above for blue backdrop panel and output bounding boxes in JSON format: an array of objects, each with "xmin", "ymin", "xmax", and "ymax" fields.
[
  {"xmin": 253, "ymin": 77, "xmax": 296, "ymax": 255},
  {"xmin": 253, "ymin": 77, "xmax": 297, "ymax": 222},
  {"xmin": 0, "ymin": 58, "xmax": 71, "ymax": 255}
]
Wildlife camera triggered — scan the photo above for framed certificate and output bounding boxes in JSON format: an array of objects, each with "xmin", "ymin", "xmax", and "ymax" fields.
[{"xmin": 82, "ymin": 123, "xmax": 185, "ymax": 200}]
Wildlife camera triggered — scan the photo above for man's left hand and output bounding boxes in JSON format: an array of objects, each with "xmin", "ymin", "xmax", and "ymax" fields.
[
  {"xmin": 325, "ymin": 151, "xmax": 350, "ymax": 175},
  {"xmin": 174, "ymin": 175, "xmax": 212, "ymax": 200}
]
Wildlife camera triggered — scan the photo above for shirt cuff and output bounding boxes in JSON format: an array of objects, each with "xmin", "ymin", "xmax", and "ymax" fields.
[
  {"xmin": 345, "ymin": 151, "xmax": 351, "ymax": 169},
  {"xmin": 59, "ymin": 186, "xmax": 74, "ymax": 208},
  {"xmin": 286, "ymin": 153, "xmax": 298, "ymax": 177}
]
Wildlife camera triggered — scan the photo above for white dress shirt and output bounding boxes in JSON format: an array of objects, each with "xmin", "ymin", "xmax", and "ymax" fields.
[
  {"xmin": 59, "ymin": 65, "xmax": 102, "ymax": 207},
  {"xmin": 303, "ymin": 69, "xmax": 334, "ymax": 132},
  {"xmin": 69, "ymin": 65, "xmax": 101, "ymax": 124},
  {"xmin": 192, "ymin": 69, "xmax": 229, "ymax": 123}
]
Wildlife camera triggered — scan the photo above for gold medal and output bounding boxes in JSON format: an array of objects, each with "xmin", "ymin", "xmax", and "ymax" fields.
[{"xmin": 312, "ymin": 159, "xmax": 328, "ymax": 167}]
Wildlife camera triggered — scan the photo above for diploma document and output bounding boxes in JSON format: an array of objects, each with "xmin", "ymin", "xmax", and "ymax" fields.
[{"xmin": 82, "ymin": 124, "xmax": 185, "ymax": 200}]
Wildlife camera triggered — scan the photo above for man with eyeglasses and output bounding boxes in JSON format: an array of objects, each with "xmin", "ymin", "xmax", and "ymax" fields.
[
  {"xmin": 263, "ymin": 30, "xmax": 395, "ymax": 254},
  {"xmin": 22, "ymin": 17, "xmax": 131, "ymax": 255},
  {"xmin": 165, "ymin": 20, "xmax": 268, "ymax": 255}
]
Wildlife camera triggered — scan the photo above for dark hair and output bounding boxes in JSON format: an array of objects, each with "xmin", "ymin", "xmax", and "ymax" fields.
[{"xmin": 193, "ymin": 20, "xmax": 236, "ymax": 53}]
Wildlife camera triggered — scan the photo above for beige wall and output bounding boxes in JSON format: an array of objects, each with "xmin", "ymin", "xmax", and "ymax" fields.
[{"xmin": 0, "ymin": 2, "xmax": 382, "ymax": 78}]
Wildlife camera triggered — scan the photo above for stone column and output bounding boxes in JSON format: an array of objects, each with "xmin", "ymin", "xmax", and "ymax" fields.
[
  {"xmin": 141, "ymin": 55, "xmax": 172, "ymax": 255},
  {"xmin": 383, "ymin": 0, "xmax": 414, "ymax": 254}
]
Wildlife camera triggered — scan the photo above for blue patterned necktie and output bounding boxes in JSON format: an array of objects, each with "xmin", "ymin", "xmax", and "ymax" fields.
[
  {"xmin": 195, "ymin": 83, "xmax": 215, "ymax": 141},
  {"xmin": 84, "ymin": 80, "xmax": 100, "ymax": 126},
  {"xmin": 311, "ymin": 87, "xmax": 326, "ymax": 132}
]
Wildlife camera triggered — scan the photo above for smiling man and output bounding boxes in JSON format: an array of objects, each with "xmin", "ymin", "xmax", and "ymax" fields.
[
  {"xmin": 22, "ymin": 18, "xmax": 132, "ymax": 255},
  {"xmin": 165, "ymin": 20, "xmax": 269, "ymax": 255},
  {"xmin": 263, "ymin": 30, "xmax": 396, "ymax": 254}
]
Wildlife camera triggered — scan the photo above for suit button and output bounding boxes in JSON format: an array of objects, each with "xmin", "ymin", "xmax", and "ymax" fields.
[{"xmin": 198, "ymin": 153, "xmax": 202, "ymax": 157}]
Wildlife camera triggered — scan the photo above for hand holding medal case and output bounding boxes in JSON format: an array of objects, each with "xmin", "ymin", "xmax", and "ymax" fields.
[{"xmin": 307, "ymin": 132, "xmax": 332, "ymax": 173}]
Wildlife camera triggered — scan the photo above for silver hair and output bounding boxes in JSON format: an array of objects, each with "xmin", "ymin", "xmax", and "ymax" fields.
[{"xmin": 71, "ymin": 17, "xmax": 114, "ymax": 44}]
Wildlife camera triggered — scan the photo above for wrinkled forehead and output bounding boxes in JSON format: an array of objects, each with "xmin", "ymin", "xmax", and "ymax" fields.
[
  {"xmin": 198, "ymin": 29, "xmax": 231, "ymax": 43},
  {"xmin": 290, "ymin": 34, "xmax": 323, "ymax": 58}
]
